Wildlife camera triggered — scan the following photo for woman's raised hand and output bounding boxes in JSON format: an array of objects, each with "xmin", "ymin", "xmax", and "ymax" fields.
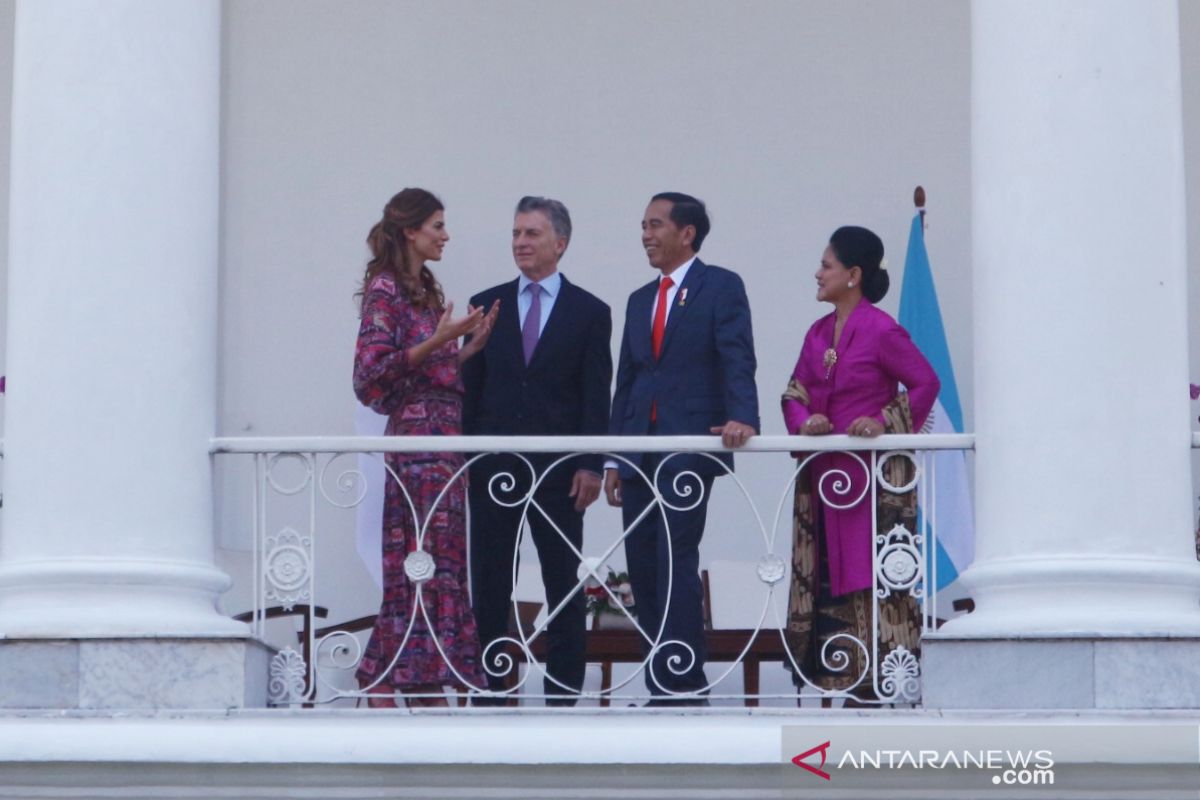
[
  {"xmin": 434, "ymin": 301, "xmax": 485, "ymax": 345},
  {"xmin": 458, "ymin": 300, "xmax": 501, "ymax": 361},
  {"xmin": 405, "ymin": 299, "xmax": 499, "ymax": 370}
]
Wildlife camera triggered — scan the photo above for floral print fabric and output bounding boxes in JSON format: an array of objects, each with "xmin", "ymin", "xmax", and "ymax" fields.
[
  {"xmin": 784, "ymin": 392, "xmax": 922, "ymax": 696},
  {"xmin": 352, "ymin": 274, "xmax": 483, "ymax": 692}
]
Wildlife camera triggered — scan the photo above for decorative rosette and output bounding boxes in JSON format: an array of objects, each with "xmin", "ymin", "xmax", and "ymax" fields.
[{"xmin": 403, "ymin": 549, "xmax": 436, "ymax": 583}]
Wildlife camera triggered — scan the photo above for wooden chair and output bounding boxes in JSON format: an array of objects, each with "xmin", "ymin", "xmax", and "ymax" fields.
[
  {"xmin": 931, "ymin": 597, "xmax": 975, "ymax": 628},
  {"xmin": 592, "ymin": 570, "xmax": 790, "ymax": 707}
]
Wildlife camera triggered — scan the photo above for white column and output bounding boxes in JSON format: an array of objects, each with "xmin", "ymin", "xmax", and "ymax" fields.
[
  {"xmin": 0, "ymin": 0, "xmax": 241, "ymax": 637},
  {"xmin": 946, "ymin": 0, "xmax": 1200, "ymax": 636}
]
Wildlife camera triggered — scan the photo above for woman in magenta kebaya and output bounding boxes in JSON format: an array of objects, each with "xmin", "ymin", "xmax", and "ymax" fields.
[{"xmin": 781, "ymin": 226, "xmax": 939, "ymax": 702}]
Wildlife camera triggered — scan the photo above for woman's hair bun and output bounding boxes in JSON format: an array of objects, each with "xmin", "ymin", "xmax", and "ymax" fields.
[
  {"xmin": 829, "ymin": 225, "xmax": 888, "ymax": 303},
  {"xmin": 863, "ymin": 268, "xmax": 889, "ymax": 303}
]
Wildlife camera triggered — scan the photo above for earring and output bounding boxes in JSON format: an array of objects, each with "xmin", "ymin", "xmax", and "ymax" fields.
[{"xmin": 848, "ymin": 282, "xmax": 855, "ymax": 288}]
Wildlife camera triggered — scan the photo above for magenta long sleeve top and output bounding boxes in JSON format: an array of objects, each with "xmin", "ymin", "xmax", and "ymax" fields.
[{"xmin": 781, "ymin": 301, "xmax": 940, "ymax": 596}]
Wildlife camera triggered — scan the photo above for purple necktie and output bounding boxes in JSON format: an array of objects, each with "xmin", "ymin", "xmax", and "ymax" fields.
[{"xmin": 522, "ymin": 284, "xmax": 541, "ymax": 365}]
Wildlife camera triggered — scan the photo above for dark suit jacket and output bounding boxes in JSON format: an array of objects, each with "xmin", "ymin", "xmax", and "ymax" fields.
[
  {"xmin": 609, "ymin": 258, "xmax": 759, "ymax": 477},
  {"xmin": 462, "ymin": 274, "xmax": 613, "ymax": 476}
]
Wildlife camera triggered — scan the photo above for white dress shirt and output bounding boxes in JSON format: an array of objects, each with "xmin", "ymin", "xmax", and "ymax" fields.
[{"xmin": 649, "ymin": 257, "xmax": 695, "ymax": 327}]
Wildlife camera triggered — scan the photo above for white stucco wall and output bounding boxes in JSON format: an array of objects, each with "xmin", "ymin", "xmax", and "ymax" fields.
[
  {"xmin": 216, "ymin": 0, "xmax": 975, "ymax": 442},
  {"xmin": 211, "ymin": 1, "xmax": 975, "ymax": 628}
]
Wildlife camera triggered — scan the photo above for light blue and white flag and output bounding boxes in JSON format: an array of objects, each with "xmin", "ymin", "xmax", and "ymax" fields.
[{"xmin": 898, "ymin": 211, "xmax": 974, "ymax": 589}]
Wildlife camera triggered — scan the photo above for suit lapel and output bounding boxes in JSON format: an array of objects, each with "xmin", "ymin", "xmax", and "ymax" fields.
[
  {"xmin": 658, "ymin": 259, "xmax": 706, "ymax": 359},
  {"xmin": 494, "ymin": 279, "xmax": 525, "ymax": 370}
]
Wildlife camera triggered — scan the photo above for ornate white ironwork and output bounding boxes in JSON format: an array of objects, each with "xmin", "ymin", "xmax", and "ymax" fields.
[
  {"xmin": 881, "ymin": 547, "xmax": 919, "ymax": 585},
  {"xmin": 264, "ymin": 527, "xmax": 311, "ymax": 610},
  {"xmin": 818, "ymin": 632, "xmax": 870, "ymax": 685},
  {"xmin": 757, "ymin": 554, "xmax": 786, "ymax": 584},
  {"xmin": 403, "ymin": 549, "xmax": 435, "ymax": 583},
  {"xmin": 654, "ymin": 457, "xmax": 709, "ymax": 513},
  {"xmin": 879, "ymin": 645, "xmax": 921, "ymax": 703},
  {"xmin": 646, "ymin": 637, "xmax": 700, "ymax": 696},
  {"xmin": 265, "ymin": 452, "xmax": 312, "ymax": 495},
  {"xmin": 268, "ymin": 647, "xmax": 307, "ymax": 705},
  {"xmin": 318, "ymin": 452, "xmax": 369, "ymax": 509},
  {"xmin": 316, "ymin": 630, "xmax": 363, "ymax": 670},
  {"xmin": 479, "ymin": 635, "xmax": 535, "ymax": 694},
  {"xmin": 485, "ymin": 457, "xmax": 536, "ymax": 508},
  {"xmin": 876, "ymin": 523, "xmax": 923, "ymax": 595},
  {"xmin": 215, "ymin": 434, "xmax": 974, "ymax": 708},
  {"xmin": 874, "ymin": 450, "xmax": 921, "ymax": 494},
  {"xmin": 814, "ymin": 456, "xmax": 871, "ymax": 510}
]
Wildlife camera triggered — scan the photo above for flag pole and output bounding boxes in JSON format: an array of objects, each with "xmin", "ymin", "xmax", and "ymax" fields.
[{"xmin": 899, "ymin": 185, "xmax": 975, "ymax": 593}]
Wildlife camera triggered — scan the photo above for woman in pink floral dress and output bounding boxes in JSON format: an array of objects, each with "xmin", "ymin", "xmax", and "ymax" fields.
[{"xmin": 353, "ymin": 188, "xmax": 498, "ymax": 707}]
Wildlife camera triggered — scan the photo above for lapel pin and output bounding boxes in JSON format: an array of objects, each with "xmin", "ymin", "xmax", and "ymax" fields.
[{"xmin": 678, "ymin": 288, "xmax": 688, "ymax": 307}]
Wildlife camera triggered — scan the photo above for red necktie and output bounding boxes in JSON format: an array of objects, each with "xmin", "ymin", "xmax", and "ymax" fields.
[
  {"xmin": 650, "ymin": 276, "xmax": 674, "ymax": 422},
  {"xmin": 652, "ymin": 276, "xmax": 674, "ymax": 359}
]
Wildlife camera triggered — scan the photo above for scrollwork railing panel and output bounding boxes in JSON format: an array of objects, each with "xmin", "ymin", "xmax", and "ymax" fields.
[{"xmin": 215, "ymin": 434, "xmax": 973, "ymax": 709}]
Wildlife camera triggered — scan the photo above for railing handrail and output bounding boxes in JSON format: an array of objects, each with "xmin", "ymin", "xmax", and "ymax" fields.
[
  {"xmin": 209, "ymin": 433, "xmax": 975, "ymax": 455},
  {"xmin": 4, "ymin": 430, "xmax": 1199, "ymax": 456}
]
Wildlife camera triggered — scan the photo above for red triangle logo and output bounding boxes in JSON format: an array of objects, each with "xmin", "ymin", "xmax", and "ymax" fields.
[{"xmin": 791, "ymin": 740, "xmax": 832, "ymax": 780}]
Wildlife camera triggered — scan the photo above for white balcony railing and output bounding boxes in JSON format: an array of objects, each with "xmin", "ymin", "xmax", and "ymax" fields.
[{"xmin": 212, "ymin": 434, "xmax": 974, "ymax": 709}]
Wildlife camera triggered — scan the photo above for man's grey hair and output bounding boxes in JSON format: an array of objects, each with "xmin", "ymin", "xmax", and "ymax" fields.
[{"xmin": 516, "ymin": 195, "xmax": 572, "ymax": 248}]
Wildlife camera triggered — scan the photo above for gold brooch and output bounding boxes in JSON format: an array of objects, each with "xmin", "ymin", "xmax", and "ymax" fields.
[{"xmin": 823, "ymin": 347, "xmax": 838, "ymax": 379}]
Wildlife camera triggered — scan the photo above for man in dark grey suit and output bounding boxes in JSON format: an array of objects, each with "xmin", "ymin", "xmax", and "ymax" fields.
[
  {"xmin": 463, "ymin": 196, "xmax": 612, "ymax": 705},
  {"xmin": 605, "ymin": 192, "xmax": 759, "ymax": 703}
]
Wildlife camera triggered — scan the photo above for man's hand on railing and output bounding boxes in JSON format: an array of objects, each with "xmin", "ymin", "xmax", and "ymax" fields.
[
  {"xmin": 603, "ymin": 469, "xmax": 622, "ymax": 507},
  {"xmin": 569, "ymin": 469, "xmax": 602, "ymax": 512},
  {"xmin": 709, "ymin": 420, "xmax": 756, "ymax": 448}
]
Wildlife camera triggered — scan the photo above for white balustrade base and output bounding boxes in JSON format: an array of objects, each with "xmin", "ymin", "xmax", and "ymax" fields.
[
  {"xmin": 1, "ymin": 762, "xmax": 1195, "ymax": 799},
  {"xmin": 0, "ymin": 711, "xmax": 1198, "ymax": 798},
  {"xmin": 922, "ymin": 638, "xmax": 1200, "ymax": 709},
  {"xmin": 0, "ymin": 639, "xmax": 271, "ymax": 710}
]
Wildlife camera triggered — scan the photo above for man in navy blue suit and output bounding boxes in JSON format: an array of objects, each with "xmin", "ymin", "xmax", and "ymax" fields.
[
  {"xmin": 463, "ymin": 196, "xmax": 612, "ymax": 705},
  {"xmin": 604, "ymin": 192, "xmax": 759, "ymax": 703}
]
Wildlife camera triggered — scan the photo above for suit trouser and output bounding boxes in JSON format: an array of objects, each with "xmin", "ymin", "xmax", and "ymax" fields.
[
  {"xmin": 468, "ymin": 458, "xmax": 586, "ymax": 702},
  {"xmin": 620, "ymin": 455, "xmax": 714, "ymax": 696}
]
